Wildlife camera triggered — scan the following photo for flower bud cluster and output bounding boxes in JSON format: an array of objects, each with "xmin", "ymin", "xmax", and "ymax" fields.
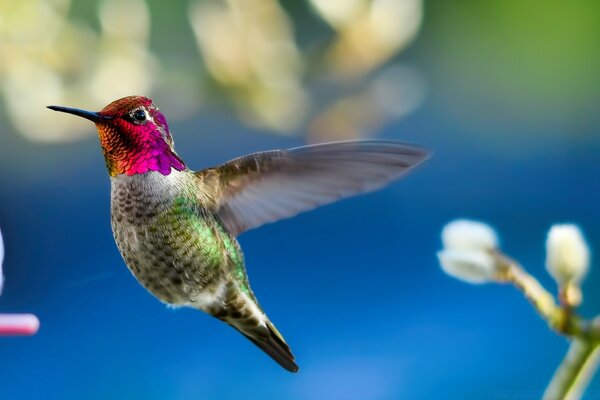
[{"xmin": 437, "ymin": 220, "xmax": 500, "ymax": 284}]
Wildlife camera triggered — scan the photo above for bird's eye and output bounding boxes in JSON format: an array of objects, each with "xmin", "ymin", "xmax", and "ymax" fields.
[{"xmin": 132, "ymin": 109, "xmax": 147, "ymax": 122}]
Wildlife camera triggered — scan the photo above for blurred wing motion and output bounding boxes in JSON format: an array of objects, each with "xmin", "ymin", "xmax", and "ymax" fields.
[{"xmin": 197, "ymin": 140, "xmax": 430, "ymax": 236}]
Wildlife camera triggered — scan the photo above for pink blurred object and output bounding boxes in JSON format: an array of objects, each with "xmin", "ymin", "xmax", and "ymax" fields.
[
  {"xmin": 0, "ymin": 227, "xmax": 40, "ymax": 336},
  {"xmin": 0, "ymin": 226, "xmax": 3, "ymax": 296},
  {"xmin": 0, "ymin": 314, "xmax": 40, "ymax": 336}
]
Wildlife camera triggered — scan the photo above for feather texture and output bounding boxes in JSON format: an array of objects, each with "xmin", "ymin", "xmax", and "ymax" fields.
[{"xmin": 197, "ymin": 140, "xmax": 429, "ymax": 235}]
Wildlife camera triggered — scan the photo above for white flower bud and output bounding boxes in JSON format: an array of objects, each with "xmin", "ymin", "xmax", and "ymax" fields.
[
  {"xmin": 437, "ymin": 249, "xmax": 498, "ymax": 284},
  {"xmin": 442, "ymin": 219, "xmax": 498, "ymax": 251},
  {"xmin": 438, "ymin": 220, "xmax": 501, "ymax": 284},
  {"xmin": 546, "ymin": 224, "xmax": 590, "ymax": 285}
]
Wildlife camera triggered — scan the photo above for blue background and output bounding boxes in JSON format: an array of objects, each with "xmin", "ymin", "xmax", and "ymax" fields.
[{"xmin": 2, "ymin": 1, "xmax": 600, "ymax": 399}]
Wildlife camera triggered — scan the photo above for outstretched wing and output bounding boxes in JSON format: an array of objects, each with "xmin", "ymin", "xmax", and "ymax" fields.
[{"xmin": 196, "ymin": 140, "xmax": 429, "ymax": 236}]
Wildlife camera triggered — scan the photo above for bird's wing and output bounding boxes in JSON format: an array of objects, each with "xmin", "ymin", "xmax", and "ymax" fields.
[{"xmin": 195, "ymin": 140, "xmax": 429, "ymax": 236}]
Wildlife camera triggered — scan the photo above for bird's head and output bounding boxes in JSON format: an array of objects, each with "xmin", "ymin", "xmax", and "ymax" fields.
[{"xmin": 48, "ymin": 96, "xmax": 186, "ymax": 176}]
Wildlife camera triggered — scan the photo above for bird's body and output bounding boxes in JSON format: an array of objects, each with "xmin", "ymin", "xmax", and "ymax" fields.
[
  {"xmin": 110, "ymin": 169, "xmax": 296, "ymax": 367},
  {"xmin": 110, "ymin": 170, "xmax": 227, "ymax": 307},
  {"xmin": 111, "ymin": 170, "xmax": 263, "ymax": 327},
  {"xmin": 48, "ymin": 96, "xmax": 429, "ymax": 373}
]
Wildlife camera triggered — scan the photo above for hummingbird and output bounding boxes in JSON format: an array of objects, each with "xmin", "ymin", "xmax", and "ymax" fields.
[{"xmin": 48, "ymin": 96, "xmax": 429, "ymax": 373}]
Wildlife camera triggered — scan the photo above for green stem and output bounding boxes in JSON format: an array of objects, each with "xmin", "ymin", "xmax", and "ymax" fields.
[
  {"xmin": 496, "ymin": 257, "xmax": 594, "ymax": 339},
  {"xmin": 494, "ymin": 256, "xmax": 600, "ymax": 398},
  {"xmin": 501, "ymin": 261, "xmax": 558, "ymax": 325},
  {"xmin": 543, "ymin": 339, "xmax": 600, "ymax": 400}
]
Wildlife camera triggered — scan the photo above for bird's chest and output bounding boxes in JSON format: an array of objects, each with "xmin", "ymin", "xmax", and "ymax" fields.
[
  {"xmin": 110, "ymin": 172, "xmax": 198, "ymax": 303},
  {"xmin": 110, "ymin": 173, "xmax": 173, "ymax": 253}
]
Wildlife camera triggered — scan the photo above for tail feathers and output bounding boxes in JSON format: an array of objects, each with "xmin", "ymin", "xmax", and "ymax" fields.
[
  {"xmin": 239, "ymin": 322, "xmax": 299, "ymax": 373},
  {"xmin": 209, "ymin": 282, "xmax": 298, "ymax": 372}
]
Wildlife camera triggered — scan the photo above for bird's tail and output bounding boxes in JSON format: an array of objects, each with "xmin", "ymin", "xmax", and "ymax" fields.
[
  {"xmin": 208, "ymin": 283, "xmax": 299, "ymax": 373},
  {"xmin": 237, "ymin": 320, "xmax": 298, "ymax": 373}
]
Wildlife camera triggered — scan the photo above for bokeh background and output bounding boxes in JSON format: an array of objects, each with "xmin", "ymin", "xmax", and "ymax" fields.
[{"xmin": 1, "ymin": 0, "xmax": 600, "ymax": 398}]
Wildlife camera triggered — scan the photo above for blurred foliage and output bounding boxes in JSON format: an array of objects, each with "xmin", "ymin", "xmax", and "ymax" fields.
[
  {"xmin": 426, "ymin": 0, "xmax": 600, "ymax": 135},
  {"xmin": 0, "ymin": 0, "xmax": 425, "ymax": 142},
  {"xmin": 0, "ymin": 0, "xmax": 156, "ymax": 141}
]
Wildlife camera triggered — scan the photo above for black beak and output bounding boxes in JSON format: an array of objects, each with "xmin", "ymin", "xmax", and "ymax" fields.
[{"xmin": 47, "ymin": 105, "xmax": 111, "ymax": 123}]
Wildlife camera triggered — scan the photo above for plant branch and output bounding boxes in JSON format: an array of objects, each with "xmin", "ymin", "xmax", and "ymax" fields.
[
  {"xmin": 492, "ymin": 253, "xmax": 600, "ymax": 399},
  {"xmin": 543, "ymin": 339, "xmax": 600, "ymax": 400},
  {"xmin": 494, "ymin": 255, "xmax": 596, "ymax": 340}
]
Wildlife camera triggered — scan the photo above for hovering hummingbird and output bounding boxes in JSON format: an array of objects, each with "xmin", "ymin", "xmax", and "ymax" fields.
[{"xmin": 48, "ymin": 96, "xmax": 428, "ymax": 372}]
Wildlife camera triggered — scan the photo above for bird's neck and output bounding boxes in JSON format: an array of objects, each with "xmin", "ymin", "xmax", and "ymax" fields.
[
  {"xmin": 99, "ymin": 126, "xmax": 186, "ymax": 177},
  {"xmin": 110, "ymin": 169, "xmax": 189, "ymax": 199}
]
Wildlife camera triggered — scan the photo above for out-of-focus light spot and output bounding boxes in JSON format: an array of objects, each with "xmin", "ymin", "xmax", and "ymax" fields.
[
  {"xmin": 99, "ymin": 0, "xmax": 150, "ymax": 40},
  {"xmin": 0, "ymin": 0, "xmax": 65, "ymax": 47},
  {"xmin": 309, "ymin": 93, "xmax": 380, "ymax": 142},
  {"xmin": 372, "ymin": 65, "xmax": 427, "ymax": 119},
  {"xmin": 3, "ymin": 61, "xmax": 83, "ymax": 142},
  {"xmin": 309, "ymin": 65, "xmax": 426, "ymax": 143},
  {"xmin": 189, "ymin": 2, "xmax": 252, "ymax": 84},
  {"xmin": 308, "ymin": 0, "xmax": 367, "ymax": 29},
  {"xmin": 189, "ymin": 0, "xmax": 308, "ymax": 133},
  {"xmin": 92, "ymin": 0, "xmax": 156, "ymax": 104},
  {"xmin": 239, "ymin": 85, "xmax": 309, "ymax": 133},
  {"xmin": 0, "ymin": 0, "xmax": 424, "ymax": 141},
  {"xmin": 325, "ymin": 0, "xmax": 423, "ymax": 77},
  {"xmin": 89, "ymin": 53, "xmax": 156, "ymax": 104},
  {"xmin": 370, "ymin": 0, "xmax": 422, "ymax": 51},
  {"xmin": 0, "ymin": 0, "xmax": 158, "ymax": 142}
]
